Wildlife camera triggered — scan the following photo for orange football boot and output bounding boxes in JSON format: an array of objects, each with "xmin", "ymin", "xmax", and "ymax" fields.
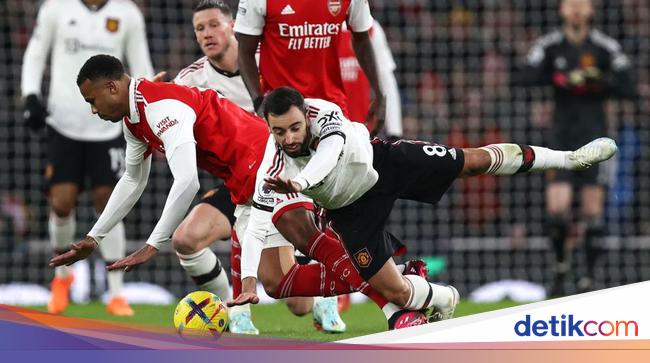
[
  {"xmin": 47, "ymin": 274, "xmax": 74, "ymax": 314},
  {"xmin": 106, "ymin": 296, "xmax": 134, "ymax": 317}
]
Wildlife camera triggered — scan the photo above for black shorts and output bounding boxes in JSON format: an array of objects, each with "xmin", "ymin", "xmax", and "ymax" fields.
[
  {"xmin": 549, "ymin": 166, "xmax": 605, "ymax": 187},
  {"xmin": 328, "ymin": 139, "xmax": 465, "ymax": 280},
  {"xmin": 45, "ymin": 126, "xmax": 125, "ymax": 191},
  {"xmin": 197, "ymin": 186, "xmax": 237, "ymax": 226}
]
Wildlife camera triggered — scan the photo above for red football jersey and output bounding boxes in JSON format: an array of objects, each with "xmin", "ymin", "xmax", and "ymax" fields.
[
  {"xmin": 235, "ymin": 0, "xmax": 374, "ymax": 117},
  {"xmin": 124, "ymin": 79, "xmax": 269, "ymax": 205}
]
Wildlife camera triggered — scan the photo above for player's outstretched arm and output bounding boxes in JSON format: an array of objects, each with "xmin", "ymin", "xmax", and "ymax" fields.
[
  {"xmin": 227, "ymin": 277, "xmax": 260, "ymax": 306},
  {"xmin": 109, "ymin": 142, "xmax": 200, "ymax": 271},
  {"xmin": 49, "ymin": 237, "xmax": 99, "ymax": 267}
]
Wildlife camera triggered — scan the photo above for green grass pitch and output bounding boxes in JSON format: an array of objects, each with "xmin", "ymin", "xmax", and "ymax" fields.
[{"xmin": 27, "ymin": 300, "xmax": 522, "ymax": 342}]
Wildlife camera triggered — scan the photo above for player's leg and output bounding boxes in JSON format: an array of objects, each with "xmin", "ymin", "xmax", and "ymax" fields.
[
  {"xmin": 463, "ymin": 137, "xmax": 617, "ymax": 178},
  {"xmin": 172, "ymin": 188, "xmax": 232, "ymax": 302},
  {"xmin": 46, "ymin": 126, "xmax": 83, "ymax": 314},
  {"xmin": 545, "ymin": 180, "xmax": 573, "ymax": 296},
  {"xmin": 579, "ymin": 182, "xmax": 606, "ymax": 292},
  {"xmin": 88, "ymin": 135, "xmax": 133, "ymax": 316},
  {"xmin": 93, "ymin": 185, "xmax": 132, "ymax": 316}
]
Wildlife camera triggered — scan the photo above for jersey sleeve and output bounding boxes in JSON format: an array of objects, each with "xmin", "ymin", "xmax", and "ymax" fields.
[
  {"xmin": 233, "ymin": 0, "xmax": 266, "ymax": 36},
  {"xmin": 123, "ymin": 122, "xmax": 149, "ymax": 165},
  {"xmin": 143, "ymin": 99, "xmax": 197, "ymax": 160},
  {"xmin": 310, "ymin": 103, "xmax": 346, "ymax": 141},
  {"xmin": 21, "ymin": 0, "xmax": 58, "ymax": 97},
  {"xmin": 294, "ymin": 102, "xmax": 347, "ymax": 190},
  {"xmin": 347, "ymin": 0, "xmax": 374, "ymax": 33},
  {"xmin": 124, "ymin": 3, "xmax": 154, "ymax": 79},
  {"xmin": 521, "ymin": 31, "xmax": 560, "ymax": 86}
]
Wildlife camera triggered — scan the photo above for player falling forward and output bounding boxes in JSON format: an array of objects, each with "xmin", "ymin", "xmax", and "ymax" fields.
[{"xmin": 241, "ymin": 87, "xmax": 617, "ymax": 328}]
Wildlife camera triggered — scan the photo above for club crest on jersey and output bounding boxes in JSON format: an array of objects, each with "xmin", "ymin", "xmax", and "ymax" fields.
[
  {"xmin": 580, "ymin": 53, "xmax": 595, "ymax": 67},
  {"xmin": 327, "ymin": 0, "xmax": 342, "ymax": 16},
  {"xmin": 106, "ymin": 18, "xmax": 119, "ymax": 33},
  {"xmin": 354, "ymin": 248, "xmax": 372, "ymax": 268}
]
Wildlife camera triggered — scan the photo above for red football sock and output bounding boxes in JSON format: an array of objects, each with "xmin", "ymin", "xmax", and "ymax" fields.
[
  {"xmin": 230, "ymin": 230, "xmax": 242, "ymax": 298},
  {"xmin": 274, "ymin": 263, "xmax": 353, "ymax": 298},
  {"xmin": 301, "ymin": 229, "xmax": 388, "ymax": 308}
]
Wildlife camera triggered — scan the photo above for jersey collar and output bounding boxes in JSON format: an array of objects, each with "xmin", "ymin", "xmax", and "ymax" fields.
[{"xmin": 127, "ymin": 77, "xmax": 141, "ymax": 124}]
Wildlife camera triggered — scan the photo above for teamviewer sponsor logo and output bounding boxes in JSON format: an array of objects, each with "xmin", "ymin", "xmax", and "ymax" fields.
[{"xmin": 514, "ymin": 314, "xmax": 639, "ymax": 337}]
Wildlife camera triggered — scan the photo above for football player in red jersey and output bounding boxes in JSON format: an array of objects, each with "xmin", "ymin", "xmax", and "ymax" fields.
[{"xmin": 235, "ymin": 0, "xmax": 386, "ymax": 131}]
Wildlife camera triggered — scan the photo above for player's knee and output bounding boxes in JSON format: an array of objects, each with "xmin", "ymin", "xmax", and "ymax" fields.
[
  {"xmin": 285, "ymin": 297, "xmax": 312, "ymax": 316},
  {"xmin": 172, "ymin": 227, "xmax": 202, "ymax": 255},
  {"xmin": 259, "ymin": 273, "xmax": 282, "ymax": 299},
  {"xmin": 274, "ymin": 209, "xmax": 318, "ymax": 252},
  {"xmin": 50, "ymin": 200, "xmax": 75, "ymax": 218},
  {"xmin": 461, "ymin": 148, "xmax": 491, "ymax": 176}
]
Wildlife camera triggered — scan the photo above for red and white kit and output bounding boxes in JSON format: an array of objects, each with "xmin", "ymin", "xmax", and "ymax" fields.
[{"xmin": 234, "ymin": 0, "xmax": 374, "ymax": 116}]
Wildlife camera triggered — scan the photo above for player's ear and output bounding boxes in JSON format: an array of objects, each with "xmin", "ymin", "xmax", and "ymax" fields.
[{"xmin": 106, "ymin": 80, "xmax": 118, "ymax": 95}]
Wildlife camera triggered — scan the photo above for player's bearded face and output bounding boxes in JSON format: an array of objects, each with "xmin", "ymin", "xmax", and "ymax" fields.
[
  {"xmin": 269, "ymin": 106, "xmax": 310, "ymax": 158},
  {"xmin": 560, "ymin": 0, "xmax": 593, "ymax": 28},
  {"xmin": 79, "ymin": 79, "xmax": 126, "ymax": 123},
  {"xmin": 193, "ymin": 9, "xmax": 234, "ymax": 61}
]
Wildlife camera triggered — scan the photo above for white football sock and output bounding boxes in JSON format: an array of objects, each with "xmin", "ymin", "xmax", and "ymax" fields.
[
  {"xmin": 402, "ymin": 274, "xmax": 455, "ymax": 310},
  {"xmin": 178, "ymin": 247, "xmax": 231, "ymax": 301},
  {"xmin": 480, "ymin": 144, "xmax": 569, "ymax": 175},
  {"xmin": 381, "ymin": 302, "xmax": 401, "ymax": 320},
  {"xmin": 49, "ymin": 211, "xmax": 75, "ymax": 278},
  {"xmin": 99, "ymin": 221, "xmax": 126, "ymax": 298}
]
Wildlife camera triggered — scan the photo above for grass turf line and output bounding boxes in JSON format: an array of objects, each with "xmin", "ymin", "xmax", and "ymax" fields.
[{"xmin": 27, "ymin": 300, "xmax": 521, "ymax": 342}]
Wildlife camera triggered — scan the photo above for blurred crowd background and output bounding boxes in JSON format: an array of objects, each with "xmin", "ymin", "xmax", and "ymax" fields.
[{"xmin": 1, "ymin": 0, "xmax": 649, "ymax": 299}]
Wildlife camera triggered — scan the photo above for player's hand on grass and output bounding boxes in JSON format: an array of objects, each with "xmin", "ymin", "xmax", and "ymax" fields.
[
  {"xmin": 226, "ymin": 292, "xmax": 260, "ymax": 307},
  {"xmin": 264, "ymin": 176, "xmax": 302, "ymax": 193},
  {"xmin": 106, "ymin": 244, "xmax": 158, "ymax": 272},
  {"xmin": 366, "ymin": 94, "xmax": 386, "ymax": 136},
  {"xmin": 48, "ymin": 236, "xmax": 98, "ymax": 267},
  {"xmin": 151, "ymin": 71, "xmax": 167, "ymax": 83},
  {"xmin": 23, "ymin": 94, "xmax": 48, "ymax": 132}
]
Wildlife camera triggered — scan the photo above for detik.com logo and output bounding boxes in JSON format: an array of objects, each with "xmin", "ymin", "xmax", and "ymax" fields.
[{"xmin": 514, "ymin": 314, "xmax": 639, "ymax": 337}]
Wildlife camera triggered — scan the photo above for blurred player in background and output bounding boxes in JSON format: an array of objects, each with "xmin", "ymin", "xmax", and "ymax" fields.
[
  {"xmin": 234, "ymin": 0, "xmax": 386, "ymax": 131},
  {"xmin": 339, "ymin": 20, "xmax": 402, "ymax": 138},
  {"xmin": 21, "ymin": 0, "xmax": 155, "ymax": 316},
  {"xmin": 522, "ymin": 0, "xmax": 637, "ymax": 295},
  {"xmin": 172, "ymin": 0, "xmax": 343, "ymax": 334}
]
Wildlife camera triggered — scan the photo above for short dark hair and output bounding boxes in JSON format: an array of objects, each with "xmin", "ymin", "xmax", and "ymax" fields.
[
  {"xmin": 262, "ymin": 87, "xmax": 306, "ymax": 120},
  {"xmin": 193, "ymin": 0, "xmax": 233, "ymax": 18},
  {"xmin": 76, "ymin": 54, "xmax": 125, "ymax": 86}
]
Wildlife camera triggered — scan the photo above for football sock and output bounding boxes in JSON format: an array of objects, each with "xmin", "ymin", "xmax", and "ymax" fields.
[
  {"xmin": 302, "ymin": 230, "xmax": 389, "ymax": 308},
  {"xmin": 100, "ymin": 221, "xmax": 126, "ymax": 298},
  {"xmin": 402, "ymin": 274, "xmax": 455, "ymax": 310},
  {"xmin": 274, "ymin": 261, "xmax": 389, "ymax": 308},
  {"xmin": 178, "ymin": 247, "xmax": 231, "ymax": 301},
  {"xmin": 49, "ymin": 210, "xmax": 75, "ymax": 278},
  {"xmin": 480, "ymin": 144, "xmax": 571, "ymax": 175},
  {"xmin": 228, "ymin": 232, "xmax": 251, "ymax": 316},
  {"xmin": 230, "ymin": 234, "xmax": 242, "ymax": 298}
]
